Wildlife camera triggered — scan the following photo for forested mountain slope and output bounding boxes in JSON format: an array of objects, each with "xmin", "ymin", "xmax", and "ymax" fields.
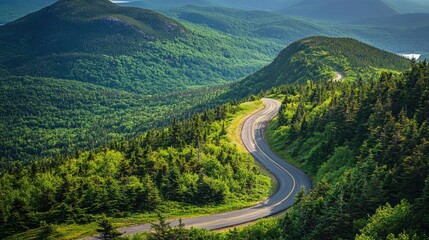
[
  {"xmin": 0, "ymin": 0, "xmax": 280, "ymax": 95},
  {"xmin": 221, "ymin": 36, "xmax": 409, "ymax": 99},
  {"xmin": 0, "ymin": 0, "xmax": 187, "ymax": 55},
  {"xmin": 146, "ymin": 58, "xmax": 429, "ymax": 240},
  {"xmin": 170, "ymin": 6, "xmax": 339, "ymax": 41},
  {"xmin": 0, "ymin": 76, "xmax": 224, "ymax": 162},
  {"xmin": 0, "ymin": 103, "xmax": 271, "ymax": 239},
  {"xmin": 170, "ymin": 6, "xmax": 429, "ymax": 58},
  {"xmin": 256, "ymin": 61, "xmax": 429, "ymax": 240}
]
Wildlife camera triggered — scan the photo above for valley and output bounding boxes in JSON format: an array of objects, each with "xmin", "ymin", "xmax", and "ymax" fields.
[{"xmin": 0, "ymin": 0, "xmax": 428, "ymax": 239}]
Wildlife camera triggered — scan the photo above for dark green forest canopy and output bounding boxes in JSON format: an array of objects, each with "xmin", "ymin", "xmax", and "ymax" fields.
[
  {"xmin": 0, "ymin": 102, "xmax": 270, "ymax": 239},
  {"xmin": 220, "ymin": 36, "xmax": 410, "ymax": 100},
  {"xmin": 169, "ymin": 5, "xmax": 338, "ymax": 41},
  {"xmin": 0, "ymin": 76, "xmax": 227, "ymax": 162},
  {"xmin": 261, "ymin": 61, "xmax": 429, "ymax": 240},
  {"xmin": 0, "ymin": 37, "xmax": 409, "ymax": 163},
  {"xmin": 0, "ymin": 0, "xmax": 281, "ymax": 95},
  {"xmin": 143, "ymin": 60, "xmax": 429, "ymax": 240}
]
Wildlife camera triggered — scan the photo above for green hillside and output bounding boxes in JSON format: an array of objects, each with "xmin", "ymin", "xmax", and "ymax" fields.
[
  {"xmin": 170, "ymin": 6, "xmax": 429, "ymax": 59},
  {"xmin": 0, "ymin": 76, "xmax": 225, "ymax": 162},
  {"xmin": 171, "ymin": 6, "xmax": 339, "ymax": 41},
  {"xmin": 0, "ymin": 102, "xmax": 271, "ymax": 239},
  {"xmin": 0, "ymin": 0, "xmax": 281, "ymax": 95},
  {"xmin": 221, "ymin": 36, "xmax": 409, "ymax": 99},
  {"xmin": 131, "ymin": 53, "xmax": 429, "ymax": 240},
  {"xmin": 0, "ymin": 0, "xmax": 187, "ymax": 55},
  {"xmin": 119, "ymin": 0, "xmax": 215, "ymax": 10},
  {"xmin": 255, "ymin": 61, "xmax": 429, "ymax": 240},
  {"xmin": 0, "ymin": 0, "xmax": 284, "ymax": 162}
]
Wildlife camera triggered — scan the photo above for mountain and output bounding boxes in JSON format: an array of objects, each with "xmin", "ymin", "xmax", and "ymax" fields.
[
  {"xmin": 120, "ymin": 0, "xmax": 299, "ymax": 11},
  {"xmin": 0, "ymin": 0, "xmax": 282, "ymax": 95},
  {"xmin": 0, "ymin": 0, "xmax": 286, "ymax": 161},
  {"xmin": 209, "ymin": 0, "xmax": 298, "ymax": 11},
  {"xmin": 171, "ymin": 6, "xmax": 339, "ymax": 42},
  {"xmin": 118, "ymin": 0, "xmax": 216, "ymax": 10},
  {"xmin": 0, "ymin": 0, "xmax": 187, "ymax": 55},
  {"xmin": 222, "ymin": 37, "xmax": 409, "ymax": 99},
  {"xmin": 281, "ymin": 0, "xmax": 398, "ymax": 22},
  {"xmin": 173, "ymin": 60, "xmax": 429, "ymax": 240},
  {"xmin": 383, "ymin": 0, "xmax": 429, "ymax": 13},
  {"xmin": 0, "ymin": 75, "xmax": 223, "ymax": 161},
  {"xmin": 169, "ymin": 6, "xmax": 429, "ymax": 64},
  {"xmin": 352, "ymin": 13, "xmax": 429, "ymax": 28}
]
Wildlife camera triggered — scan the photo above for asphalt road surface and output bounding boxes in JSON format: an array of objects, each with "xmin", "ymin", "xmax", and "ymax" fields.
[{"xmin": 85, "ymin": 98, "xmax": 311, "ymax": 239}]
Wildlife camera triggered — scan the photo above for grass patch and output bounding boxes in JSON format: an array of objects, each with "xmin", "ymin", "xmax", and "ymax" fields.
[
  {"xmin": 225, "ymin": 99, "xmax": 278, "ymax": 195},
  {"xmin": 265, "ymin": 118, "xmax": 305, "ymax": 171},
  {"xmin": 226, "ymin": 100, "xmax": 263, "ymax": 152}
]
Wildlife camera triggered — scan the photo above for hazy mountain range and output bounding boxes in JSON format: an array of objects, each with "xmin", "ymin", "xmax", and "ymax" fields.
[{"xmin": 2, "ymin": 0, "xmax": 429, "ymax": 24}]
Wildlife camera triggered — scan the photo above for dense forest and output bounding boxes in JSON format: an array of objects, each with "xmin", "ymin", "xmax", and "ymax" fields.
[
  {"xmin": 220, "ymin": 36, "xmax": 409, "ymax": 101},
  {"xmin": 264, "ymin": 60, "xmax": 429, "ymax": 239},
  {"xmin": 0, "ymin": 0, "xmax": 281, "ymax": 95},
  {"xmin": 3, "ymin": 36, "xmax": 407, "ymax": 163},
  {"xmin": 0, "ymin": 76, "xmax": 228, "ymax": 162},
  {"xmin": 170, "ymin": 6, "xmax": 337, "ymax": 41},
  {"xmin": 140, "ymin": 61, "xmax": 429, "ymax": 239},
  {"xmin": 1, "ymin": 1, "xmax": 428, "ymax": 239},
  {"xmin": 0, "ymin": 102, "xmax": 271, "ymax": 239}
]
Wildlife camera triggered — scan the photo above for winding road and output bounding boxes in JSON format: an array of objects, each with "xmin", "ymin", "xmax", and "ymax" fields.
[{"xmin": 85, "ymin": 98, "xmax": 311, "ymax": 238}]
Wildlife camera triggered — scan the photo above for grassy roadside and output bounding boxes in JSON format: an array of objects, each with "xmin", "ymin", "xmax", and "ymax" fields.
[
  {"xmin": 7, "ymin": 100, "xmax": 275, "ymax": 240},
  {"xmin": 265, "ymin": 118, "xmax": 305, "ymax": 172},
  {"xmin": 226, "ymin": 100, "xmax": 278, "ymax": 196},
  {"xmin": 227, "ymin": 100, "xmax": 264, "ymax": 152}
]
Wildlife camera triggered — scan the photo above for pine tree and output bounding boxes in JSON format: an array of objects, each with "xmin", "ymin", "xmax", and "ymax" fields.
[{"xmin": 96, "ymin": 218, "xmax": 122, "ymax": 240}]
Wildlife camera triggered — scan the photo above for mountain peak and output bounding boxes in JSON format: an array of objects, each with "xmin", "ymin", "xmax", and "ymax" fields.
[{"xmin": 0, "ymin": 0, "xmax": 188, "ymax": 54}]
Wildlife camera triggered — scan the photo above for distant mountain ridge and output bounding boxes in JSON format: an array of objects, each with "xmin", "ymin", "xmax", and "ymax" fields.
[
  {"xmin": 352, "ymin": 13, "xmax": 429, "ymax": 28},
  {"xmin": 282, "ymin": 0, "xmax": 398, "ymax": 21},
  {"xmin": 171, "ymin": 6, "xmax": 338, "ymax": 41}
]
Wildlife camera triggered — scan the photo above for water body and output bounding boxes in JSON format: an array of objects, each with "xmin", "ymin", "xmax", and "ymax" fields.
[{"xmin": 399, "ymin": 53, "xmax": 421, "ymax": 60}]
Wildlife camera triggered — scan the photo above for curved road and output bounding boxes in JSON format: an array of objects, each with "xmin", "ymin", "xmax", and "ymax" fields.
[{"xmin": 85, "ymin": 98, "xmax": 311, "ymax": 238}]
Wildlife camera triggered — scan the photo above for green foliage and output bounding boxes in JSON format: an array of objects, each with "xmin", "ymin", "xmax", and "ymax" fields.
[
  {"xmin": 97, "ymin": 217, "xmax": 123, "ymax": 240},
  {"xmin": 263, "ymin": 61, "xmax": 429, "ymax": 239},
  {"xmin": 356, "ymin": 201, "xmax": 418, "ymax": 240},
  {"xmin": 0, "ymin": 76, "xmax": 224, "ymax": 161},
  {"xmin": 171, "ymin": 6, "xmax": 337, "ymax": 41},
  {"xmin": 148, "ymin": 213, "xmax": 188, "ymax": 240},
  {"xmin": 0, "ymin": 1, "xmax": 280, "ymax": 95},
  {"xmin": 157, "ymin": 61, "xmax": 429, "ymax": 240},
  {"xmin": 0, "ymin": 102, "xmax": 270, "ymax": 238},
  {"xmin": 221, "ymin": 36, "xmax": 409, "ymax": 100}
]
